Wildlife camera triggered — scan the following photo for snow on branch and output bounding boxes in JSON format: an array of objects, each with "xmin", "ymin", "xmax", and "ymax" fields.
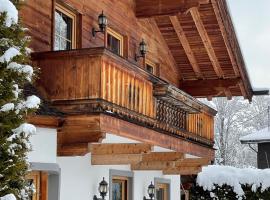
[
  {"xmin": 0, "ymin": 47, "xmax": 21, "ymax": 63},
  {"xmin": 197, "ymin": 165, "xmax": 270, "ymax": 199},
  {"xmin": 0, "ymin": 194, "xmax": 16, "ymax": 200},
  {"xmin": 0, "ymin": 0, "xmax": 18, "ymax": 27}
]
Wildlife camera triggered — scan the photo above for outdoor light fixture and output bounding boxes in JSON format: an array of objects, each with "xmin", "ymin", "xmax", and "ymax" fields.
[
  {"xmin": 92, "ymin": 11, "xmax": 108, "ymax": 37},
  {"xmin": 143, "ymin": 182, "xmax": 155, "ymax": 200},
  {"xmin": 135, "ymin": 39, "xmax": 147, "ymax": 61},
  {"xmin": 93, "ymin": 177, "xmax": 108, "ymax": 200}
]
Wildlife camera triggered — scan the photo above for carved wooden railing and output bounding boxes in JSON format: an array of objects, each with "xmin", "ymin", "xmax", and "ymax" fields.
[
  {"xmin": 156, "ymin": 99, "xmax": 187, "ymax": 131},
  {"xmin": 32, "ymin": 47, "xmax": 216, "ymax": 147}
]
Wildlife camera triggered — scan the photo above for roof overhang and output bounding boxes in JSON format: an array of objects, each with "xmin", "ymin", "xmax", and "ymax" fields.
[{"xmin": 137, "ymin": 0, "xmax": 256, "ymax": 101}]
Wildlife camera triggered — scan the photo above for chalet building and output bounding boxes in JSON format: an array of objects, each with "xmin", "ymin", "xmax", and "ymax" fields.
[
  {"xmin": 19, "ymin": 0, "xmax": 263, "ymax": 199},
  {"xmin": 240, "ymin": 128, "xmax": 270, "ymax": 169}
]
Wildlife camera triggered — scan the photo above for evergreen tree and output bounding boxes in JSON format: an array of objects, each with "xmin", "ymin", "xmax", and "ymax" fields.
[{"xmin": 0, "ymin": 0, "xmax": 40, "ymax": 199}]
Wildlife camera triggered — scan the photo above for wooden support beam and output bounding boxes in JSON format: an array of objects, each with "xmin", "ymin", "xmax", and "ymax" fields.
[
  {"xmin": 131, "ymin": 158, "xmax": 209, "ymax": 171},
  {"xmin": 89, "ymin": 143, "xmax": 152, "ymax": 155},
  {"xmin": 175, "ymin": 158, "xmax": 210, "ymax": 167},
  {"xmin": 136, "ymin": 0, "xmax": 209, "ymax": 18},
  {"xmin": 163, "ymin": 166, "xmax": 202, "ymax": 175},
  {"xmin": 131, "ymin": 161, "xmax": 175, "ymax": 171},
  {"xmin": 180, "ymin": 78, "xmax": 241, "ymax": 89},
  {"xmin": 190, "ymin": 7, "xmax": 223, "ymax": 78},
  {"xmin": 224, "ymin": 88, "xmax": 232, "ymax": 100},
  {"xmin": 91, "ymin": 154, "xmax": 142, "ymax": 165},
  {"xmin": 142, "ymin": 152, "xmax": 184, "ymax": 162},
  {"xmin": 27, "ymin": 115, "xmax": 63, "ymax": 128},
  {"xmin": 170, "ymin": 16, "xmax": 203, "ymax": 78}
]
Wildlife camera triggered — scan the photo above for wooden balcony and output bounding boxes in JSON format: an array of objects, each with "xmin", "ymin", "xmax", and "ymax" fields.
[{"xmin": 32, "ymin": 47, "xmax": 216, "ymax": 153}]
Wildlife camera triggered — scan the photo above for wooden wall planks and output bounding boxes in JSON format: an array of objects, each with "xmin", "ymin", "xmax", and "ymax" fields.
[{"xmin": 20, "ymin": 0, "xmax": 180, "ymax": 87}]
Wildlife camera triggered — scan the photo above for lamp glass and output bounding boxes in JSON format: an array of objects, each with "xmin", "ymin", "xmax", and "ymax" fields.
[
  {"xmin": 98, "ymin": 11, "xmax": 108, "ymax": 31},
  {"xmin": 139, "ymin": 39, "xmax": 147, "ymax": 56},
  {"xmin": 98, "ymin": 177, "xmax": 108, "ymax": 195}
]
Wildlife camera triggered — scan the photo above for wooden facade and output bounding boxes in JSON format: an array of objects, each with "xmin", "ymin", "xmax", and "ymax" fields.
[{"xmin": 20, "ymin": 0, "xmax": 254, "ymax": 163}]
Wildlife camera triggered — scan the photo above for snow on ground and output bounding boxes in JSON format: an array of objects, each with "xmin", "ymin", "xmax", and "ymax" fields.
[
  {"xmin": 240, "ymin": 127, "xmax": 270, "ymax": 143},
  {"xmin": 0, "ymin": 0, "xmax": 18, "ymax": 27},
  {"xmin": 197, "ymin": 165, "xmax": 270, "ymax": 198},
  {"xmin": 0, "ymin": 194, "xmax": 16, "ymax": 200}
]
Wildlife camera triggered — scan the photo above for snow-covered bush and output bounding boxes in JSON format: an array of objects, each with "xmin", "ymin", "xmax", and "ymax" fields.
[
  {"xmin": 0, "ymin": 0, "xmax": 40, "ymax": 199},
  {"xmin": 190, "ymin": 165, "xmax": 270, "ymax": 200}
]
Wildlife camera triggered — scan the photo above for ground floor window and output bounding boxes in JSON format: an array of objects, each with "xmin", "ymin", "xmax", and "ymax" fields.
[
  {"xmin": 155, "ymin": 178, "xmax": 170, "ymax": 200},
  {"xmin": 26, "ymin": 171, "xmax": 41, "ymax": 200},
  {"xmin": 112, "ymin": 176, "xmax": 128, "ymax": 200},
  {"xmin": 110, "ymin": 170, "xmax": 133, "ymax": 200},
  {"xmin": 26, "ymin": 171, "xmax": 50, "ymax": 200}
]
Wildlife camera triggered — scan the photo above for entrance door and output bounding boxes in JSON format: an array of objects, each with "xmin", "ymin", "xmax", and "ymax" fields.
[{"xmin": 156, "ymin": 183, "xmax": 169, "ymax": 200}]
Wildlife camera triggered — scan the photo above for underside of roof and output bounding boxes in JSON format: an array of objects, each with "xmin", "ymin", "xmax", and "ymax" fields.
[{"xmin": 137, "ymin": 0, "xmax": 258, "ymax": 101}]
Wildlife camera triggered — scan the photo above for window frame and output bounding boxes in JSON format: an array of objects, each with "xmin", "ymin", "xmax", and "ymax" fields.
[
  {"xmin": 145, "ymin": 60, "xmax": 157, "ymax": 75},
  {"xmin": 154, "ymin": 178, "xmax": 171, "ymax": 200},
  {"xmin": 106, "ymin": 27, "xmax": 124, "ymax": 56},
  {"xmin": 26, "ymin": 171, "xmax": 41, "ymax": 200},
  {"xmin": 109, "ymin": 169, "xmax": 134, "ymax": 200},
  {"xmin": 112, "ymin": 176, "xmax": 129, "ymax": 200},
  {"xmin": 54, "ymin": 2, "xmax": 77, "ymax": 50}
]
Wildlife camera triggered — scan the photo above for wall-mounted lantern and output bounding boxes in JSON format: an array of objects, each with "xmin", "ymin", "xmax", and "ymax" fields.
[
  {"xmin": 143, "ymin": 182, "xmax": 155, "ymax": 200},
  {"xmin": 93, "ymin": 177, "xmax": 108, "ymax": 200},
  {"xmin": 92, "ymin": 11, "xmax": 108, "ymax": 37},
  {"xmin": 135, "ymin": 39, "xmax": 147, "ymax": 61}
]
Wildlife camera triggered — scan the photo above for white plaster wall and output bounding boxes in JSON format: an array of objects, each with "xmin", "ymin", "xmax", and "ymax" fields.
[
  {"xmin": 57, "ymin": 133, "xmax": 181, "ymax": 200},
  {"xmin": 28, "ymin": 127, "xmax": 57, "ymax": 163},
  {"xmin": 57, "ymin": 154, "xmax": 180, "ymax": 200}
]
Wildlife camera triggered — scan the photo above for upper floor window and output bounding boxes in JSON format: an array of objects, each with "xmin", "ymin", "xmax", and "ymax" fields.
[
  {"xmin": 54, "ymin": 3, "xmax": 76, "ymax": 50},
  {"xmin": 106, "ymin": 28, "xmax": 124, "ymax": 56},
  {"xmin": 145, "ymin": 60, "xmax": 157, "ymax": 75}
]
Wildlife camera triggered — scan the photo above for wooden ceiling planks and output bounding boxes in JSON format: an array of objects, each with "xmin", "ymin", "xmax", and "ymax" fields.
[{"xmin": 153, "ymin": 0, "xmax": 253, "ymax": 100}]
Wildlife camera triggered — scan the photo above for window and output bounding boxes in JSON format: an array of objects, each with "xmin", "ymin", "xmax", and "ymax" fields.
[
  {"xmin": 156, "ymin": 183, "xmax": 169, "ymax": 200},
  {"xmin": 106, "ymin": 28, "xmax": 124, "ymax": 56},
  {"xmin": 54, "ymin": 3, "xmax": 76, "ymax": 50},
  {"xmin": 112, "ymin": 176, "xmax": 128, "ymax": 200},
  {"xmin": 145, "ymin": 60, "xmax": 157, "ymax": 75},
  {"xmin": 26, "ymin": 171, "xmax": 40, "ymax": 200}
]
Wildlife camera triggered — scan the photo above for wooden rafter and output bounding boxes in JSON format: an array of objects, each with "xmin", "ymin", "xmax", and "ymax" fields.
[
  {"xmin": 180, "ymin": 78, "xmax": 241, "ymax": 89},
  {"xmin": 175, "ymin": 158, "xmax": 210, "ymax": 167},
  {"xmin": 170, "ymin": 16, "xmax": 203, "ymax": 78},
  {"xmin": 190, "ymin": 7, "xmax": 223, "ymax": 78},
  {"xmin": 211, "ymin": 0, "xmax": 239, "ymax": 77},
  {"xmin": 131, "ymin": 161, "xmax": 175, "ymax": 170},
  {"xmin": 163, "ymin": 166, "xmax": 202, "ymax": 175},
  {"xmin": 142, "ymin": 152, "xmax": 184, "ymax": 162},
  {"xmin": 136, "ymin": 0, "xmax": 210, "ymax": 18},
  {"xmin": 224, "ymin": 88, "xmax": 232, "ymax": 100},
  {"xmin": 131, "ymin": 158, "xmax": 210, "ymax": 171},
  {"xmin": 91, "ymin": 154, "xmax": 143, "ymax": 165},
  {"xmin": 89, "ymin": 143, "xmax": 153, "ymax": 155}
]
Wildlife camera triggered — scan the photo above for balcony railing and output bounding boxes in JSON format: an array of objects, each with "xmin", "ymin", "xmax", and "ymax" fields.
[{"xmin": 32, "ymin": 47, "xmax": 216, "ymax": 147}]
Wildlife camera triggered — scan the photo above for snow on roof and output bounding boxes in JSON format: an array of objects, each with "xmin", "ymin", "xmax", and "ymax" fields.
[
  {"xmin": 197, "ymin": 165, "xmax": 270, "ymax": 199},
  {"xmin": 240, "ymin": 127, "xmax": 270, "ymax": 144}
]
